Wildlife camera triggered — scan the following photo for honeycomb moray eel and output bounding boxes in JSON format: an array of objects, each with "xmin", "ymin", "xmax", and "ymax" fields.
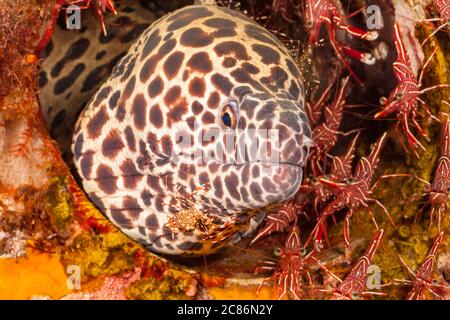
[{"xmin": 70, "ymin": 2, "xmax": 311, "ymax": 256}]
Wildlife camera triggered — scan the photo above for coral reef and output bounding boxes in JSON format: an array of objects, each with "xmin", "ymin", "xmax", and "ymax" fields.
[{"xmin": 0, "ymin": 0, "xmax": 449, "ymax": 300}]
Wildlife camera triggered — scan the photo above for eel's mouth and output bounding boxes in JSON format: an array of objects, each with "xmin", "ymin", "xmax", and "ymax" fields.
[
  {"xmin": 269, "ymin": 162, "xmax": 303, "ymax": 199},
  {"xmin": 241, "ymin": 160, "xmax": 304, "ymax": 202},
  {"xmin": 185, "ymin": 158, "xmax": 304, "ymax": 209}
]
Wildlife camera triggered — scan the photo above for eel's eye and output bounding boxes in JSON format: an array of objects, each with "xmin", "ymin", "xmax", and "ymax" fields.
[{"xmin": 221, "ymin": 100, "xmax": 238, "ymax": 129}]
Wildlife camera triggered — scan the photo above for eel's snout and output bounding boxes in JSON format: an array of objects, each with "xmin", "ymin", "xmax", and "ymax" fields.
[
  {"xmin": 236, "ymin": 96, "xmax": 311, "ymax": 169},
  {"xmin": 275, "ymin": 100, "xmax": 312, "ymax": 168},
  {"xmin": 213, "ymin": 96, "xmax": 312, "ymax": 210}
]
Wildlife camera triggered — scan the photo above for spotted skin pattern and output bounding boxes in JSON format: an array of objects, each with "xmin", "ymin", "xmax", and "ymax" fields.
[
  {"xmin": 39, "ymin": 1, "xmax": 170, "ymax": 155},
  {"xmin": 72, "ymin": 4, "xmax": 311, "ymax": 256}
]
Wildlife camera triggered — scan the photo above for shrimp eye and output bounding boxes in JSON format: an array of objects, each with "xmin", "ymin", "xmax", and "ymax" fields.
[
  {"xmin": 379, "ymin": 96, "xmax": 388, "ymax": 105},
  {"xmin": 221, "ymin": 100, "xmax": 238, "ymax": 129},
  {"xmin": 395, "ymin": 92, "xmax": 404, "ymax": 100},
  {"xmin": 346, "ymin": 178, "xmax": 354, "ymax": 184},
  {"xmin": 273, "ymin": 247, "xmax": 282, "ymax": 257},
  {"xmin": 300, "ymin": 247, "xmax": 307, "ymax": 257}
]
